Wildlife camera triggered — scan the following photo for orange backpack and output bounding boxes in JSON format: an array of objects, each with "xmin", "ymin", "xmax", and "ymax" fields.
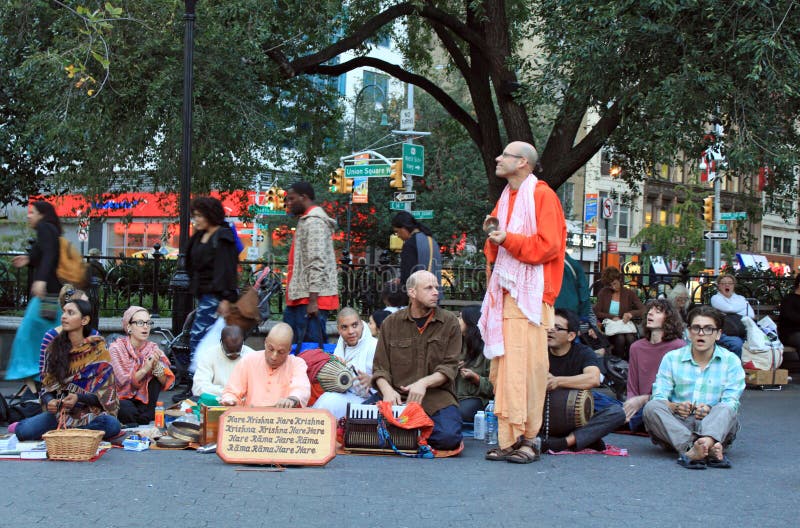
[{"xmin": 56, "ymin": 237, "xmax": 89, "ymax": 287}]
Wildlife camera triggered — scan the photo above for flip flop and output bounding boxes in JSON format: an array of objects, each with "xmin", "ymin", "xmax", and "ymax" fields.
[
  {"xmin": 707, "ymin": 455, "xmax": 732, "ymax": 469},
  {"xmin": 677, "ymin": 453, "xmax": 707, "ymax": 469}
]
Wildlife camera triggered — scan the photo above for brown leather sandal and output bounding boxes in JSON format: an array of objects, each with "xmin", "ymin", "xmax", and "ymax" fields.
[
  {"xmin": 506, "ymin": 437, "xmax": 541, "ymax": 464},
  {"xmin": 485, "ymin": 437, "xmax": 523, "ymax": 462}
]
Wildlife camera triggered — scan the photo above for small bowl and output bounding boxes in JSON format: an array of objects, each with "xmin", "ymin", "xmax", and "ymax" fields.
[{"xmin": 483, "ymin": 216, "xmax": 500, "ymax": 234}]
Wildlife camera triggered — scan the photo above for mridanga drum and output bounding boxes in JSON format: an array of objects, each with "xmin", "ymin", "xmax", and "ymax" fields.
[
  {"xmin": 542, "ymin": 388, "xmax": 594, "ymax": 438},
  {"xmin": 316, "ymin": 356, "xmax": 353, "ymax": 393}
]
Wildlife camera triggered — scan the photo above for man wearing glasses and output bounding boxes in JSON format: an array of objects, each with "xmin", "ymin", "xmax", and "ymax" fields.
[
  {"xmin": 643, "ymin": 306, "xmax": 745, "ymax": 469},
  {"xmin": 220, "ymin": 323, "xmax": 310, "ymax": 408},
  {"xmin": 192, "ymin": 325, "xmax": 255, "ymax": 400},
  {"xmin": 543, "ymin": 309, "xmax": 626, "ymax": 453},
  {"xmin": 480, "ymin": 141, "xmax": 567, "ymax": 464}
]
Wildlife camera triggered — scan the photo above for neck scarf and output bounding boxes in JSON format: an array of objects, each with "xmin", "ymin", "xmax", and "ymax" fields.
[
  {"xmin": 479, "ymin": 174, "xmax": 545, "ymax": 358},
  {"xmin": 42, "ymin": 336, "xmax": 119, "ymax": 425}
]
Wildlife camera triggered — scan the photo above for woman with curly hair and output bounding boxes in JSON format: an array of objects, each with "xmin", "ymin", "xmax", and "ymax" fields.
[
  {"xmin": 10, "ymin": 299, "xmax": 121, "ymax": 441},
  {"xmin": 593, "ymin": 266, "xmax": 645, "ymax": 360},
  {"xmin": 109, "ymin": 306, "xmax": 175, "ymax": 425},
  {"xmin": 455, "ymin": 305, "xmax": 494, "ymax": 421}
]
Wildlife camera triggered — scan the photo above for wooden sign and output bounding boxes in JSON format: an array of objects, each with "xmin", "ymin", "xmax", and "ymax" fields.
[{"xmin": 216, "ymin": 408, "xmax": 336, "ymax": 466}]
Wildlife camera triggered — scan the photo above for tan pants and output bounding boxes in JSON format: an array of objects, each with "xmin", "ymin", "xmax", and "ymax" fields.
[{"xmin": 489, "ymin": 295, "xmax": 553, "ymax": 450}]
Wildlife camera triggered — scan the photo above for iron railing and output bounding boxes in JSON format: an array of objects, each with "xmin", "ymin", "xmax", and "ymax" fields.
[{"xmin": 0, "ymin": 249, "xmax": 794, "ymax": 319}]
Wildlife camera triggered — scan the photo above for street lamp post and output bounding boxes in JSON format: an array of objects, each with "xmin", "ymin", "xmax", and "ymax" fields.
[
  {"xmin": 348, "ymin": 84, "xmax": 388, "ymax": 255},
  {"xmin": 170, "ymin": 0, "xmax": 197, "ymax": 333}
]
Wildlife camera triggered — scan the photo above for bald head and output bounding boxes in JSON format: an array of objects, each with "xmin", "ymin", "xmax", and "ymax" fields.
[
  {"xmin": 508, "ymin": 141, "xmax": 538, "ymax": 171},
  {"xmin": 337, "ymin": 307, "xmax": 360, "ymax": 322},
  {"xmin": 407, "ymin": 270, "xmax": 439, "ymax": 312},
  {"xmin": 496, "ymin": 141, "xmax": 539, "ymax": 184},
  {"xmin": 264, "ymin": 322, "xmax": 294, "ymax": 369},
  {"xmin": 268, "ymin": 322, "xmax": 294, "ymax": 346}
]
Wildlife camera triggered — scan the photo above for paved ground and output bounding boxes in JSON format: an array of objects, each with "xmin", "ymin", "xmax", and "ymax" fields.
[{"xmin": 2, "ymin": 379, "xmax": 798, "ymax": 528}]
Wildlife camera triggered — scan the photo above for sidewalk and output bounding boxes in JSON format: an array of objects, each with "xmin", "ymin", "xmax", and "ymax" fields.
[{"xmin": 2, "ymin": 380, "xmax": 798, "ymax": 527}]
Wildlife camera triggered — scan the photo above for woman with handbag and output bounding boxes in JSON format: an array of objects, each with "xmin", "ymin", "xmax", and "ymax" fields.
[
  {"xmin": 9, "ymin": 299, "xmax": 121, "ymax": 441},
  {"xmin": 108, "ymin": 306, "xmax": 175, "ymax": 425},
  {"xmin": 593, "ymin": 266, "xmax": 644, "ymax": 360},
  {"xmin": 5, "ymin": 201, "xmax": 63, "ymax": 389}
]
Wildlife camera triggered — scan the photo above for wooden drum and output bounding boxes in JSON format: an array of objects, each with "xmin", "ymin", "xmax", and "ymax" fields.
[
  {"xmin": 316, "ymin": 356, "xmax": 353, "ymax": 393},
  {"xmin": 543, "ymin": 388, "xmax": 594, "ymax": 437}
]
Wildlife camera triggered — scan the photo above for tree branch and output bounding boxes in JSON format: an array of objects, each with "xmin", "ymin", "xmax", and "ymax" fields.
[
  {"xmin": 265, "ymin": 2, "xmax": 489, "ymax": 77},
  {"xmin": 307, "ymin": 56, "xmax": 481, "ymax": 144}
]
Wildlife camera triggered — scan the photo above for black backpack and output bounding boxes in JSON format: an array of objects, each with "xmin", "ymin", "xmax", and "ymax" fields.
[
  {"xmin": 1, "ymin": 398, "xmax": 43, "ymax": 425},
  {"xmin": 601, "ymin": 355, "xmax": 629, "ymax": 401}
]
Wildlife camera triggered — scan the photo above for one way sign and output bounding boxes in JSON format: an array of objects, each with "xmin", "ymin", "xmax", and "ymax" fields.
[{"xmin": 703, "ymin": 230, "xmax": 729, "ymax": 240}]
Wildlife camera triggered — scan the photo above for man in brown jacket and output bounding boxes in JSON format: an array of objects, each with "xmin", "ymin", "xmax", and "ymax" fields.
[{"xmin": 372, "ymin": 271, "xmax": 463, "ymax": 450}]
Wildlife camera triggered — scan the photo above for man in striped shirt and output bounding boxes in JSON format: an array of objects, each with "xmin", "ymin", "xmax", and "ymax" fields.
[{"xmin": 643, "ymin": 306, "xmax": 745, "ymax": 469}]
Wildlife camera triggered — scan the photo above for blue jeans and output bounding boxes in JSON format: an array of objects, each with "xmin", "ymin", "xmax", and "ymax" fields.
[
  {"xmin": 283, "ymin": 305, "xmax": 329, "ymax": 346},
  {"xmin": 189, "ymin": 294, "xmax": 221, "ymax": 371},
  {"xmin": 429, "ymin": 405, "xmax": 463, "ymax": 450},
  {"xmin": 718, "ymin": 334, "xmax": 743, "ymax": 358},
  {"xmin": 592, "ymin": 390, "xmax": 644, "ymax": 432},
  {"xmin": 458, "ymin": 397, "xmax": 484, "ymax": 423},
  {"xmin": 15, "ymin": 412, "xmax": 121, "ymax": 441}
]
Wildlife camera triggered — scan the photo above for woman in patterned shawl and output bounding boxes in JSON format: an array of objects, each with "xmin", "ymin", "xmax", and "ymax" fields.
[
  {"xmin": 11, "ymin": 299, "xmax": 121, "ymax": 441},
  {"xmin": 108, "ymin": 306, "xmax": 174, "ymax": 425}
]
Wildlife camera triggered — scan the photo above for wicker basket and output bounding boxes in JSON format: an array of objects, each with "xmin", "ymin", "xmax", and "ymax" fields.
[{"xmin": 43, "ymin": 428, "xmax": 104, "ymax": 461}]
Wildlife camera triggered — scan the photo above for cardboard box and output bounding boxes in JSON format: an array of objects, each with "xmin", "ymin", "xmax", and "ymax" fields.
[{"xmin": 745, "ymin": 368, "xmax": 788, "ymax": 386}]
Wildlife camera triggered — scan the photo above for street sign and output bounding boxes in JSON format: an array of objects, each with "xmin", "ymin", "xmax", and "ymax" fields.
[
  {"xmin": 394, "ymin": 191, "xmax": 416, "ymax": 202},
  {"xmin": 400, "ymin": 109, "xmax": 415, "ymax": 131},
  {"xmin": 389, "ymin": 201, "xmax": 406, "ymax": 211},
  {"xmin": 601, "ymin": 198, "xmax": 614, "ymax": 219},
  {"xmin": 720, "ymin": 211, "xmax": 747, "ymax": 221},
  {"xmin": 703, "ymin": 230, "xmax": 729, "ymax": 240},
  {"xmin": 249, "ymin": 205, "xmax": 286, "ymax": 215},
  {"xmin": 402, "ymin": 143, "xmax": 424, "ymax": 177},
  {"xmin": 344, "ymin": 164, "xmax": 391, "ymax": 178},
  {"xmin": 411, "ymin": 210, "xmax": 434, "ymax": 219}
]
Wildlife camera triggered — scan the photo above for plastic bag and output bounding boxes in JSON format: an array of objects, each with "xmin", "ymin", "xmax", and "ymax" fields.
[
  {"xmin": 189, "ymin": 317, "xmax": 227, "ymax": 373},
  {"xmin": 741, "ymin": 317, "xmax": 783, "ymax": 370}
]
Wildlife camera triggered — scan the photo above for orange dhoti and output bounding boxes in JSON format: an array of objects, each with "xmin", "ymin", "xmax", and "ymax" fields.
[{"xmin": 489, "ymin": 294, "xmax": 553, "ymax": 450}]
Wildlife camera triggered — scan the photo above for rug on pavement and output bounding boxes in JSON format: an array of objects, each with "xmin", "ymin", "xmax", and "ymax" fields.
[{"xmin": 547, "ymin": 444, "xmax": 628, "ymax": 456}]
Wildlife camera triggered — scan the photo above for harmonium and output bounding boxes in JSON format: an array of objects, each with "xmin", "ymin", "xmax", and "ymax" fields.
[{"xmin": 343, "ymin": 403, "xmax": 420, "ymax": 454}]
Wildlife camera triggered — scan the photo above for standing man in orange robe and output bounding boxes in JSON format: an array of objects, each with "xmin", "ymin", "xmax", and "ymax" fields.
[{"xmin": 479, "ymin": 141, "xmax": 566, "ymax": 464}]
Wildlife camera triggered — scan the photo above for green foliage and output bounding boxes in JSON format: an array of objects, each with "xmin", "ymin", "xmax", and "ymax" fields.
[
  {"xmin": 631, "ymin": 185, "xmax": 706, "ymax": 271},
  {"xmin": 0, "ymin": 0, "xmax": 346, "ymax": 207}
]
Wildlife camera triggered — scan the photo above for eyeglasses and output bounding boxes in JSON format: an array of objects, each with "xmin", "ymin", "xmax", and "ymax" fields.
[
  {"xmin": 130, "ymin": 320, "xmax": 154, "ymax": 328},
  {"xmin": 550, "ymin": 326, "xmax": 570, "ymax": 333},
  {"xmin": 689, "ymin": 325, "xmax": 719, "ymax": 335},
  {"xmin": 501, "ymin": 151, "xmax": 525, "ymax": 159},
  {"xmin": 718, "ymin": 281, "xmax": 735, "ymax": 286}
]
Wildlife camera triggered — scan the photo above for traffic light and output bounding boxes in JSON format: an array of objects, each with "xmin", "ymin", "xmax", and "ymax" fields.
[
  {"xmin": 274, "ymin": 187, "xmax": 285, "ymax": 210},
  {"xmin": 341, "ymin": 177, "xmax": 353, "ymax": 194},
  {"xmin": 703, "ymin": 195, "xmax": 714, "ymax": 227},
  {"xmin": 390, "ymin": 160, "xmax": 404, "ymax": 188},
  {"xmin": 329, "ymin": 168, "xmax": 345, "ymax": 193},
  {"xmin": 265, "ymin": 188, "xmax": 277, "ymax": 210}
]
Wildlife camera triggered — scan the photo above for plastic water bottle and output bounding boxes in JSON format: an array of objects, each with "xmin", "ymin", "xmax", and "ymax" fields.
[
  {"xmin": 154, "ymin": 401, "xmax": 165, "ymax": 428},
  {"xmin": 474, "ymin": 411, "xmax": 486, "ymax": 441},
  {"xmin": 485, "ymin": 400, "xmax": 498, "ymax": 445}
]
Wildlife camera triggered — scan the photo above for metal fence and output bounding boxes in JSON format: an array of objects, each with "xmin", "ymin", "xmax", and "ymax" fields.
[{"xmin": 0, "ymin": 250, "xmax": 793, "ymax": 319}]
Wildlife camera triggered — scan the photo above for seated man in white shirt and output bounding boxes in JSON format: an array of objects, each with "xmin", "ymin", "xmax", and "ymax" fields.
[
  {"xmin": 312, "ymin": 307, "xmax": 376, "ymax": 419},
  {"xmin": 192, "ymin": 325, "xmax": 255, "ymax": 399}
]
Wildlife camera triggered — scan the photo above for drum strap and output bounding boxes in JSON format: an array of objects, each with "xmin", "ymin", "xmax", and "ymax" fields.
[{"xmin": 543, "ymin": 392, "xmax": 550, "ymax": 440}]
